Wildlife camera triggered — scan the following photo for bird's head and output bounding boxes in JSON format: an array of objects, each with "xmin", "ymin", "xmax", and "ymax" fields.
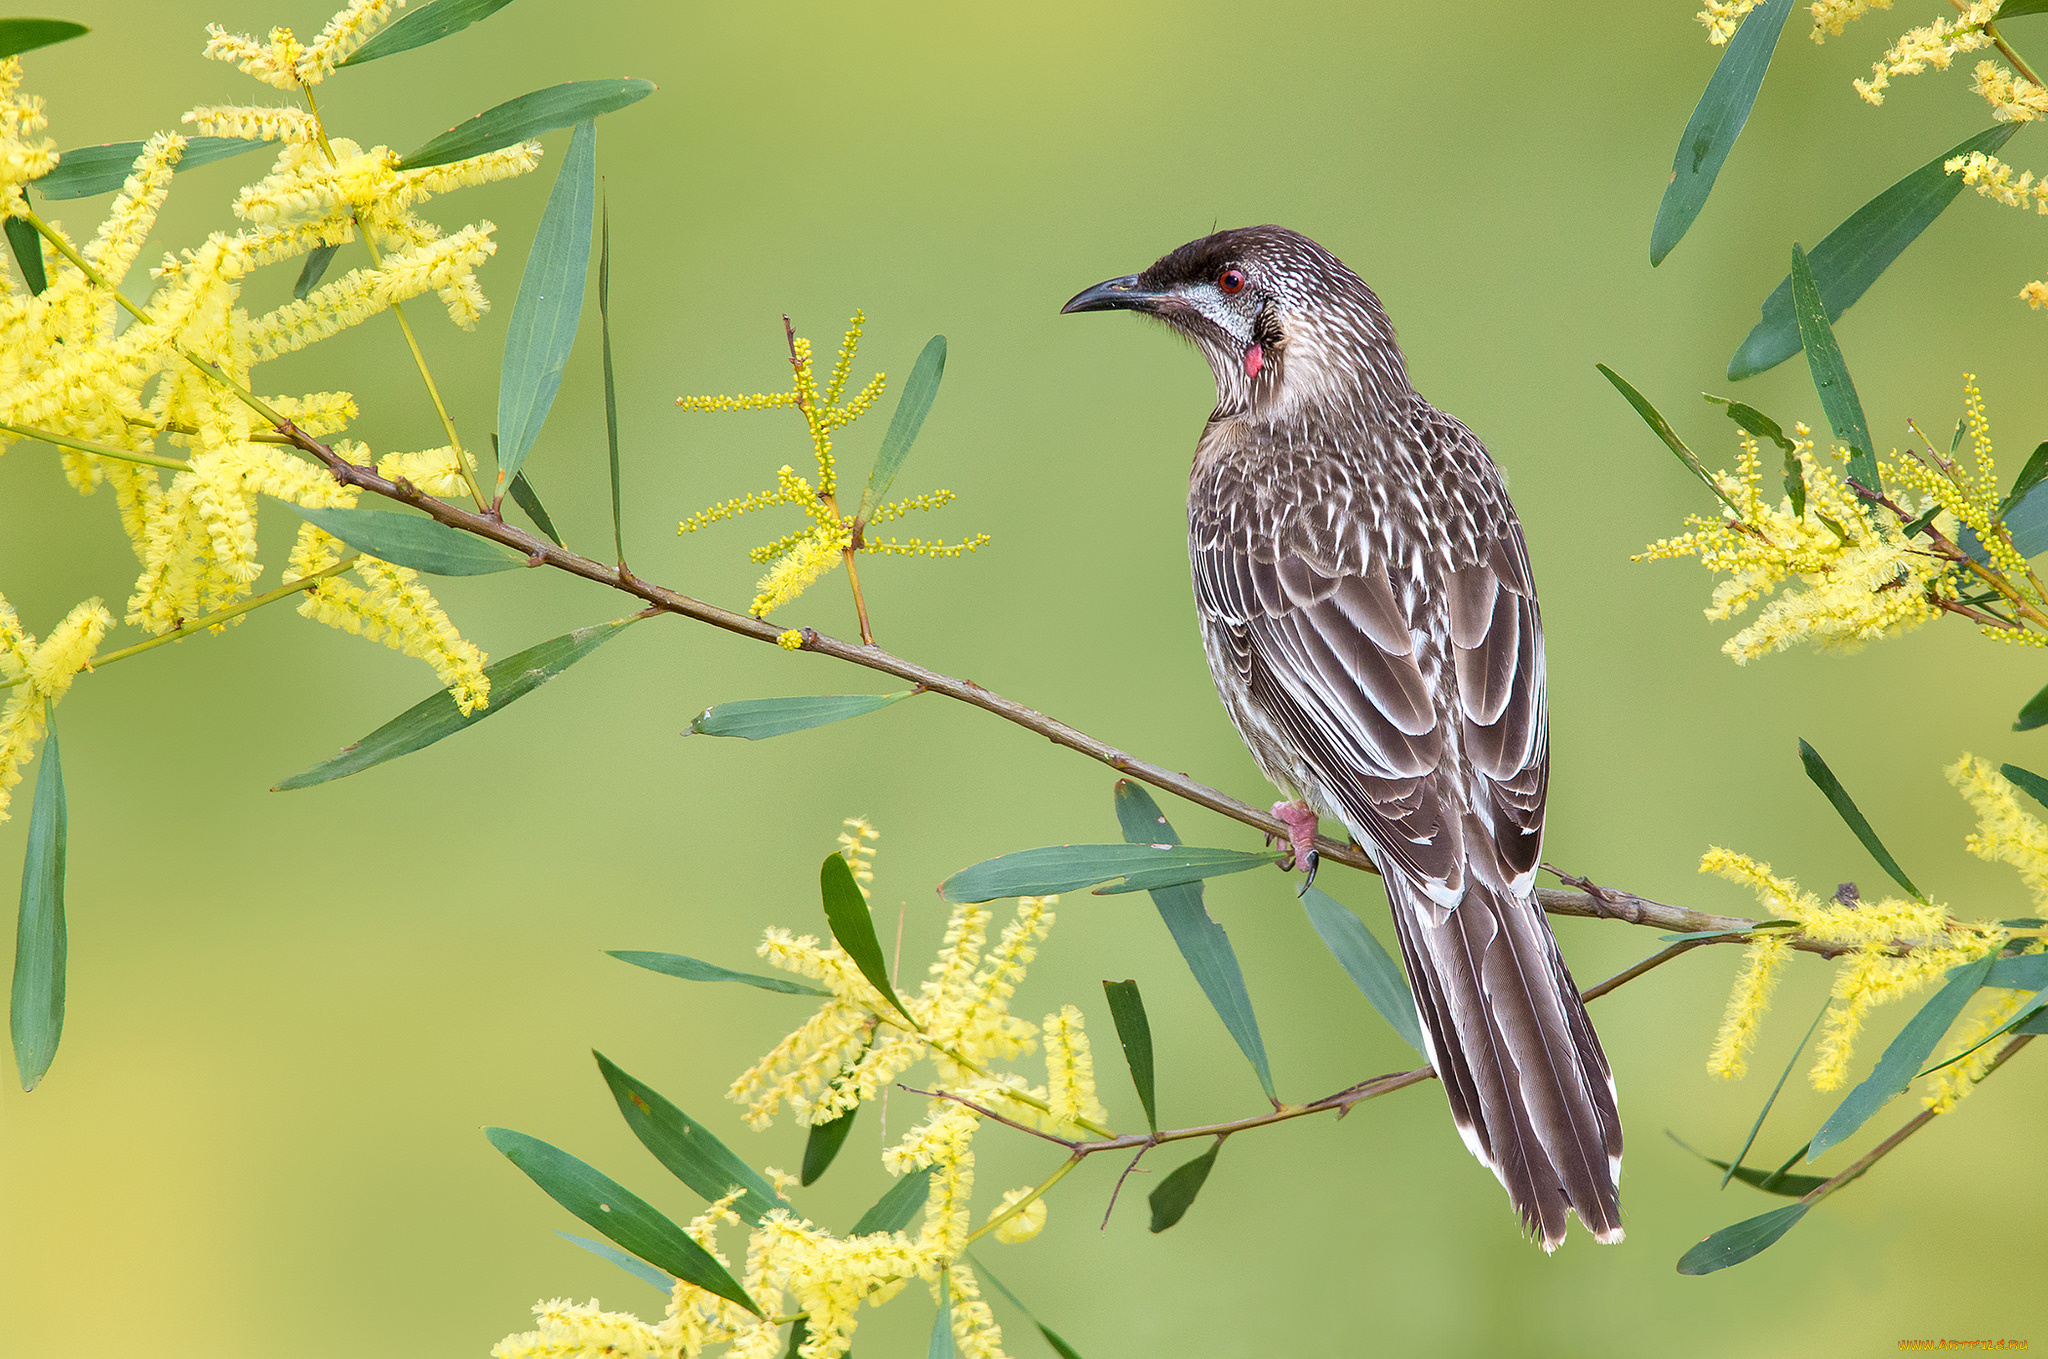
[{"xmin": 1061, "ymin": 225, "xmax": 1410, "ymax": 419}]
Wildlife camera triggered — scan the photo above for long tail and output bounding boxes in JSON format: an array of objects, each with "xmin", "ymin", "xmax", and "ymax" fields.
[{"xmin": 1385, "ymin": 869, "xmax": 1623, "ymax": 1250}]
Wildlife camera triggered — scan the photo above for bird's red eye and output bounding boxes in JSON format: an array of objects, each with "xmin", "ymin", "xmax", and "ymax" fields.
[{"xmin": 1219, "ymin": 268, "xmax": 1246, "ymax": 295}]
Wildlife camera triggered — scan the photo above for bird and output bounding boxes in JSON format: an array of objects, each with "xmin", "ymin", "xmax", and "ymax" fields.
[{"xmin": 1061, "ymin": 225, "xmax": 1622, "ymax": 1250}]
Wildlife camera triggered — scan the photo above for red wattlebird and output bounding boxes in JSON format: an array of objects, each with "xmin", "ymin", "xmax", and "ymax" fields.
[{"xmin": 1062, "ymin": 225, "xmax": 1622, "ymax": 1250}]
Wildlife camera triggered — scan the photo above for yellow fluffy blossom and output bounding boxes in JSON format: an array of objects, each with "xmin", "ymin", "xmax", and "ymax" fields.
[
  {"xmin": 1971, "ymin": 60, "xmax": 2048, "ymax": 122},
  {"xmin": 0, "ymin": 56, "xmax": 59, "ymax": 214},
  {"xmin": 491, "ymin": 1298, "xmax": 670, "ymax": 1359},
  {"xmin": 1886, "ymin": 375, "xmax": 2028, "ymax": 575},
  {"xmin": 1637, "ymin": 428, "xmax": 1957, "ymax": 661},
  {"xmin": 1945, "ymin": 151, "xmax": 2048, "ymax": 213},
  {"xmin": 1699, "ymin": 1, "xmax": 1764, "ymax": 44},
  {"xmin": 988, "ymin": 1186, "xmax": 1049, "ymax": 1244},
  {"xmin": 944, "ymin": 1264, "xmax": 1007, "ymax": 1359},
  {"xmin": 1700, "ymin": 834, "xmax": 2009, "ymax": 1090},
  {"xmin": 837, "ymin": 817, "xmax": 879, "ymax": 895},
  {"xmin": 2022, "ymin": 281, "xmax": 2048, "ymax": 309},
  {"xmin": 1810, "ymin": 0, "xmax": 1895, "ymax": 41},
  {"xmin": 0, "ymin": 598, "xmax": 112, "ymax": 820},
  {"xmin": 1042, "ymin": 1004, "xmax": 1109, "ymax": 1132},
  {"xmin": 1948, "ymin": 754, "xmax": 2048, "ymax": 903},
  {"xmin": 677, "ymin": 314, "xmax": 986, "ymax": 621},
  {"xmin": 182, "ymin": 103, "xmax": 323, "ymax": 144},
  {"xmin": 1706, "ymin": 931, "xmax": 1793, "ymax": 1080},
  {"xmin": 1854, "ymin": 2, "xmax": 1997, "ymax": 104},
  {"xmin": 297, "ymin": 556, "xmax": 491, "ymax": 713},
  {"xmin": 202, "ymin": 0, "xmax": 404, "ymax": 90},
  {"xmin": 1921, "ymin": 984, "xmax": 2028, "ymax": 1113}
]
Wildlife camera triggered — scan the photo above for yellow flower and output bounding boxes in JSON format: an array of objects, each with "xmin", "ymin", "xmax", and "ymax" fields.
[
  {"xmin": 490, "ymin": 1298, "xmax": 669, "ymax": 1359},
  {"xmin": 1854, "ymin": 2, "xmax": 1997, "ymax": 104},
  {"xmin": 1042, "ymin": 1004, "xmax": 1108, "ymax": 1131},
  {"xmin": 1809, "ymin": 0, "xmax": 1895, "ymax": 41},
  {"xmin": 1698, "ymin": 1, "xmax": 1763, "ymax": 45},
  {"xmin": 1922, "ymin": 983, "xmax": 2030, "ymax": 1112},
  {"xmin": 988, "ymin": 1186, "xmax": 1049, "ymax": 1243},
  {"xmin": 1972, "ymin": 60, "xmax": 2048, "ymax": 123},
  {"xmin": 0, "ymin": 57, "xmax": 60, "ymax": 215},
  {"xmin": 1706, "ymin": 931, "xmax": 1792, "ymax": 1080},
  {"xmin": 1945, "ymin": 152, "xmax": 2048, "ymax": 213},
  {"xmin": 1948, "ymin": 754, "xmax": 2048, "ymax": 903},
  {"xmin": 0, "ymin": 597, "xmax": 113, "ymax": 820},
  {"xmin": 297, "ymin": 558, "xmax": 491, "ymax": 713}
]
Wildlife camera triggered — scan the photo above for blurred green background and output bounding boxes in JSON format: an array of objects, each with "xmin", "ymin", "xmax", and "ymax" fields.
[{"xmin": 4, "ymin": 1, "xmax": 2046, "ymax": 1354}]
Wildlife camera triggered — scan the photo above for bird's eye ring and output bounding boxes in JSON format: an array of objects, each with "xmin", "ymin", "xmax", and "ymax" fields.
[{"xmin": 1218, "ymin": 268, "xmax": 1247, "ymax": 295}]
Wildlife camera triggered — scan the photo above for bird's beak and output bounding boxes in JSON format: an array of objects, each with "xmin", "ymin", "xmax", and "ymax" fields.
[{"xmin": 1060, "ymin": 274, "xmax": 1167, "ymax": 315}]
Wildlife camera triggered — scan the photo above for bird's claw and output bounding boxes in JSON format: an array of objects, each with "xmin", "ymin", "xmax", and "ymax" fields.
[{"xmin": 1296, "ymin": 849, "xmax": 1319, "ymax": 897}]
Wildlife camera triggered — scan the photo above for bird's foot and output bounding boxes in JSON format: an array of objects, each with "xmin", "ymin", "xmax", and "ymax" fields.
[{"xmin": 1271, "ymin": 800, "xmax": 1320, "ymax": 895}]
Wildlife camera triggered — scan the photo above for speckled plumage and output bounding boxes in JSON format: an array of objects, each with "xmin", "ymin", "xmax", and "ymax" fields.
[{"xmin": 1066, "ymin": 226, "xmax": 1623, "ymax": 1250}]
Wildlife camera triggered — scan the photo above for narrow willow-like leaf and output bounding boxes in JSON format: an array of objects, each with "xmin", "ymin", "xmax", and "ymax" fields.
[
  {"xmin": 2002, "ymin": 762, "xmax": 2048, "ymax": 811},
  {"xmin": 781, "ymin": 1319, "xmax": 809, "ymax": 1359},
  {"xmin": 1706, "ymin": 394, "xmax": 1803, "ymax": 516},
  {"xmin": 1101, "ymin": 979, "xmax": 1158, "ymax": 1131},
  {"xmin": 11, "ymin": 718, "xmax": 64, "ymax": 1091},
  {"xmin": 292, "ymin": 506, "xmax": 524, "ymax": 575},
  {"xmin": 1299, "ymin": 885, "xmax": 1423, "ymax": 1052},
  {"xmin": 507, "ymin": 471, "xmax": 565, "ymax": 546},
  {"xmin": 485, "ymin": 1127, "xmax": 761, "ymax": 1314},
  {"xmin": 969, "ymin": 1253, "xmax": 1089, "ymax": 1359},
  {"xmin": 1148, "ymin": 1141, "xmax": 1221, "ymax": 1233},
  {"xmin": 819, "ymin": 852, "xmax": 915, "ymax": 1024},
  {"xmin": 802, "ymin": 1106, "xmax": 857, "ymax": 1186},
  {"xmin": 1729, "ymin": 123, "xmax": 2021, "ymax": 379},
  {"xmin": 929, "ymin": 1279, "xmax": 958, "ymax": 1359},
  {"xmin": 0, "ymin": 18, "xmax": 86, "ymax": 58},
  {"xmin": 599, "ymin": 194, "xmax": 623, "ymax": 563},
  {"xmin": 594, "ymin": 1053, "xmax": 790, "ymax": 1224},
  {"xmin": 2017, "ymin": 684, "xmax": 2048, "ymax": 733},
  {"xmin": 1789, "ymin": 246, "xmax": 1878, "ymax": 495},
  {"xmin": 1986, "ymin": 952, "xmax": 2048, "ymax": 990},
  {"xmin": 1677, "ymin": 1202, "xmax": 1812, "ymax": 1274},
  {"xmin": 496, "ymin": 119, "xmax": 595, "ymax": 491},
  {"xmin": 1807, "ymin": 954, "xmax": 1993, "ymax": 1160},
  {"xmin": 339, "ymin": 0, "xmax": 517, "ymax": 65},
  {"xmin": 397, "ymin": 79, "xmax": 652, "ymax": 171},
  {"xmin": 34, "ymin": 135, "xmax": 266, "ymax": 199},
  {"xmin": 293, "ymin": 242, "xmax": 339, "ymax": 301},
  {"xmin": 1597, "ymin": 365, "xmax": 1741, "ymax": 512},
  {"xmin": 274, "ymin": 617, "xmax": 635, "ymax": 789},
  {"xmin": 1722, "ymin": 994, "xmax": 1829, "ymax": 1188},
  {"xmin": 853, "ymin": 335, "xmax": 947, "ymax": 529},
  {"xmin": 850, "ymin": 1165, "xmax": 934, "ymax": 1235},
  {"xmin": 1649, "ymin": 0, "xmax": 1792, "ymax": 265},
  {"xmin": 1997, "ymin": 442, "xmax": 2048, "ymax": 520},
  {"xmin": 1920, "ymin": 987, "xmax": 2048, "ymax": 1069},
  {"xmin": 1113, "ymin": 781, "xmax": 1275, "ymax": 1100},
  {"xmin": 4, "ymin": 214, "xmax": 44, "ymax": 296},
  {"xmin": 1999, "ymin": 0, "xmax": 2048, "ymax": 15},
  {"xmin": 1798, "ymin": 740, "xmax": 1919, "ymax": 899},
  {"xmin": 1666, "ymin": 1135, "xmax": 1829, "ymax": 1198},
  {"xmin": 939, "ymin": 842, "xmax": 1279, "ymax": 904},
  {"xmin": 1991, "ymin": 480, "xmax": 2048, "ymax": 560},
  {"xmin": 688, "ymin": 692, "xmax": 915, "ymax": 740},
  {"xmin": 607, "ymin": 950, "xmax": 829, "ymax": 996},
  {"xmin": 556, "ymin": 1229, "xmax": 675, "ymax": 1293}
]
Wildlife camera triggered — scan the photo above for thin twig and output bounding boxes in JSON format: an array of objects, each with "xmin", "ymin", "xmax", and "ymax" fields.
[
  {"xmin": 898, "ymin": 1085, "xmax": 1081, "ymax": 1150},
  {"xmin": 1100, "ymin": 1143, "xmax": 1155, "ymax": 1229}
]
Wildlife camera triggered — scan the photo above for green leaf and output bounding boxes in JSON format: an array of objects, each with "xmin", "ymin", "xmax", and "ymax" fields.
[
  {"xmin": 1919, "ymin": 986, "xmax": 2048, "ymax": 1071},
  {"xmin": 1986, "ymin": 953, "xmax": 2048, "ymax": 989},
  {"xmin": 1721, "ymin": 994, "xmax": 1830, "ymax": 1188},
  {"xmin": 781, "ymin": 1319, "xmax": 809, "ymax": 1359},
  {"xmin": 1677, "ymin": 1202, "xmax": 1812, "ymax": 1274},
  {"xmin": 819, "ymin": 852, "xmax": 916, "ymax": 1024},
  {"xmin": 853, "ymin": 335, "xmax": 947, "ymax": 529},
  {"xmin": 10, "ymin": 717, "xmax": 65, "ymax": 1091},
  {"xmin": 1995, "ymin": 480, "xmax": 2048, "ymax": 560},
  {"xmin": 4, "ymin": 214, "xmax": 45, "ymax": 296},
  {"xmin": 1999, "ymin": 0, "xmax": 2048, "ymax": 16},
  {"xmin": 292, "ymin": 506, "xmax": 525, "ymax": 575},
  {"xmin": 1299, "ymin": 885, "xmax": 1423, "ymax": 1053},
  {"xmin": 1112, "ymin": 782, "xmax": 1275, "ymax": 1099},
  {"xmin": 0, "ymin": 18, "xmax": 86, "ymax": 59},
  {"xmin": 555, "ymin": 1229, "xmax": 675, "ymax": 1293},
  {"xmin": 599, "ymin": 194, "xmax": 623, "ymax": 564},
  {"xmin": 1706, "ymin": 394, "xmax": 1804, "ymax": 516},
  {"xmin": 396, "ymin": 78, "xmax": 653, "ymax": 171},
  {"xmin": 496, "ymin": 119, "xmax": 596, "ymax": 491},
  {"xmin": 2017, "ymin": 684, "xmax": 2048, "ymax": 732},
  {"xmin": 274, "ymin": 617, "xmax": 635, "ymax": 789},
  {"xmin": 688, "ymin": 692, "xmax": 916, "ymax": 740},
  {"xmin": 1807, "ymin": 954, "xmax": 1993, "ymax": 1160},
  {"xmin": 2001, "ymin": 762, "xmax": 2048, "ymax": 811},
  {"xmin": 851, "ymin": 1166, "xmax": 934, "ymax": 1235},
  {"xmin": 1789, "ymin": 246, "xmax": 1878, "ymax": 496},
  {"xmin": 507, "ymin": 471, "xmax": 564, "ymax": 546},
  {"xmin": 293, "ymin": 242, "xmax": 339, "ymax": 301},
  {"xmin": 1730, "ymin": 123, "xmax": 2022, "ymax": 380},
  {"xmin": 1649, "ymin": 0, "xmax": 1792, "ymax": 265},
  {"xmin": 802, "ymin": 1106, "xmax": 857, "ymax": 1186},
  {"xmin": 969, "ymin": 1253, "xmax": 1089, "ymax": 1359},
  {"xmin": 929, "ymin": 1279, "xmax": 957, "ymax": 1359},
  {"xmin": 485, "ymin": 1127, "xmax": 761, "ymax": 1314},
  {"xmin": 1596, "ymin": 365, "xmax": 1741, "ymax": 513},
  {"xmin": 1798, "ymin": 739, "xmax": 1918, "ymax": 899},
  {"xmin": 339, "ymin": 0, "xmax": 517, "ymax": 65},
  {"xmin": 607, "ymin": 950, "xmax": 829, "ymax": 996},
  {"xmin": 1101, "ymin": 979, "xmax": 1158, "ymax": 1132},
  {"xmin": 1148, "ymin": 1140, "xmax": 1221, "ymax": 1232},
  {"xmin": 1666, "ymin": 1134, "xmax": 1829, "ymax": 1197},
  {"xmin": 939, "ymin": 842, "xmax": 1279, "ymax": 904},
  {"xmin": 1996, "ymin": 442, "xmax": 2048, "ymax": 520},
  {"xmin": 34, "ymin": 136, "xmax": 266, "ymax": 199},
  {"xmin": 594, "ymin": 1053, "xmax": 790, "ymax": 1224}
]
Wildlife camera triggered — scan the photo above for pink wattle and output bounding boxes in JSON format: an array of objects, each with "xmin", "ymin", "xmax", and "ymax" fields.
[{"xmin": 1244, "ymin": 344, "xmax": 1264, "ymax": 379}]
